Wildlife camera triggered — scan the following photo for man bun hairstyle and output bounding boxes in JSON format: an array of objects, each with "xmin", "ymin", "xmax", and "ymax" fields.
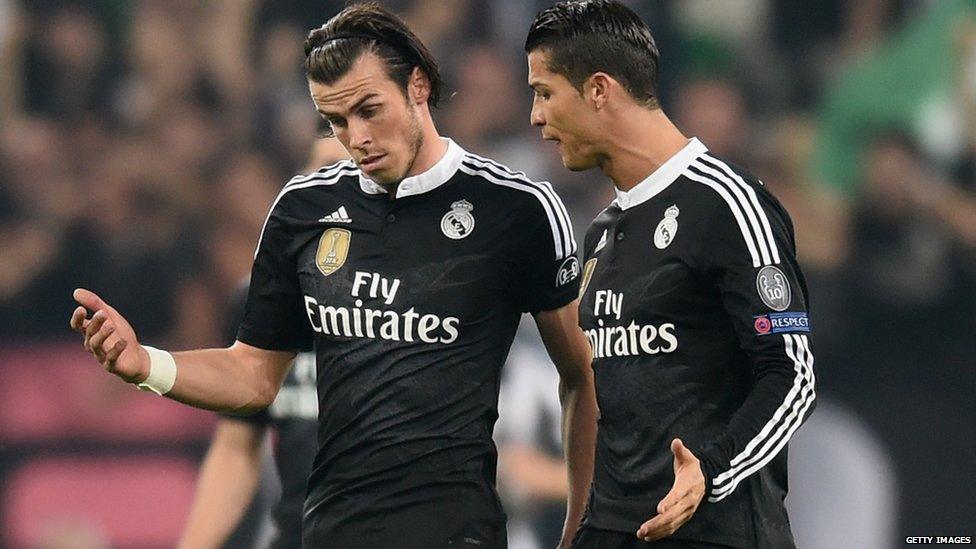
[
  {"xmin": 304, "ymin": 2, "xmax": 443, "ymax": 108},
  {"xmin": 525, "ymin": 0, "xmax": 660, "ymax": 108}
]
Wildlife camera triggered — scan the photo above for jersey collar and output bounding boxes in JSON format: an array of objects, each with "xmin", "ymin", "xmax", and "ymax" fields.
[
  {"xmin": 612, "ymin": 137, "xmax": 708, "ymax": 210},
  {"xmin": 358, "ymin": 138, "xmax": 465, "ymax": 199}
]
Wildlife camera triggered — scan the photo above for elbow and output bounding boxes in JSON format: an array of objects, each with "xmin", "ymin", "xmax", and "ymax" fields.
[
  {"xmin": 228, "ymin": 380, "xmax": 278, "ymax": 415},
  {"xmin": 252, "ymin": 380, "xmax": 279, "ymax": 411},
  {"xmin": 560, "ymin": 363, "xmax": 595, "ymax": 393}
]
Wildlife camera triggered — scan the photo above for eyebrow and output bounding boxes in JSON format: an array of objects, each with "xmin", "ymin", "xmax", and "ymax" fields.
[{"xmin": 317, "ymin": 92, "xmax": 381, "ymax": 118}]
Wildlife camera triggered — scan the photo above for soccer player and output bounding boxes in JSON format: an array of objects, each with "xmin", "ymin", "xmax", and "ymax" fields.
[
  {"xmin": 70, "ymin": 4, "xmax": 597, "ymax": 548},
  {"xmin": 524, "ymin": 2, "xmax": 816, "ymax": 547}
]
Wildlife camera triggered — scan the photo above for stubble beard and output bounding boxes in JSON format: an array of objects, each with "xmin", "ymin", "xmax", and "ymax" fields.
[
  {"xmin": 372, "ymin": 108, "xmax": 424, "ymax": 190},
  {"xmin": 399, "ymin": 108, "xmax": 424, "ymax": 182}
]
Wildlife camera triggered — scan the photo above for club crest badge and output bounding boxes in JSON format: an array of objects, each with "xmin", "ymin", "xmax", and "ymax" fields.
[
  {"xmin": 653, "ymin": 205, "xmax": 679, "ymax": 249},
  {"xmin": 316, "ymin": 228, "xmax": 351, "ymax": 276},
  {"xmin": 441, "ymin": 199, "xmax": 475, "ymax": 239},
  {"xmin": 756, "ymin": 265, "xmax": 791, "ymax": 311},
  {"xmin": 578, "ymin": 258, "xmax": 598, "ymax": 299}
]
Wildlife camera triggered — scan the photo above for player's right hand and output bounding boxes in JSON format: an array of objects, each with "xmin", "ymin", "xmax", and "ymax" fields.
[{"xmin": 70, "ymin": 288, "xmax": 150, "ymax": 383}]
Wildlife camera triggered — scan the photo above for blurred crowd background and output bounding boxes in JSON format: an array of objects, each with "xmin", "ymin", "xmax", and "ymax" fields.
[{"xmin": 0, "ymin": 0, "xmax": 974, "ymax": 547}]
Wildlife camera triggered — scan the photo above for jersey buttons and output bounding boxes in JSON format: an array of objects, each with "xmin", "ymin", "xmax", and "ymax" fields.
[
  {"xmin": 387, "ymin": 213, "xmax": 396, "ymax": 223},
  {"xmin": 616, "ymin": 231, "xmax": 625, "ymax": 241}
]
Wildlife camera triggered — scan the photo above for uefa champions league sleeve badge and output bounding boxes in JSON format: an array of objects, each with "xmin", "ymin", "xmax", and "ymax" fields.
[
  {"xmin": 654, "ymin": 204, "xmax": 679, "ymax": 249},
  {"xmin": 441, "ymin": 199, "xmax": 475, "ymax": 240},
  {"xmin": 756, "ymin": 265, "xmax": 791, "ymax": 311}
]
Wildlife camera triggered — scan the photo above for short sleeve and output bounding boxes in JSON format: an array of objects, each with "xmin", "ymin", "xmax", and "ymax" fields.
[
  {"xmin": 236, "ymin": 195, "xmax": 312, "ymax": 351},
  {"xmin": 511, "ymin": 188, "xmax": 580, "ymax": 314}
]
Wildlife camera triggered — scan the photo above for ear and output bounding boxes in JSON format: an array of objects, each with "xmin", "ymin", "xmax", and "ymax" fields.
[
  {"xmin": 408, "ymin": 66, "xmax": 431, "ymax": 106},
  {"xmin": 584, "ymin": 72, "xmax": 612, "ymax": 111}
]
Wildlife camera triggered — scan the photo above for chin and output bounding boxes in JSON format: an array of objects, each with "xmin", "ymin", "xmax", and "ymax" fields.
[
  {"xmin": 562, "ymin": 154, "xmax": 597, "ymax": 172},
  {"xmin": 363, "ymin": 166, "xmax": 398, "ymax": 185}
]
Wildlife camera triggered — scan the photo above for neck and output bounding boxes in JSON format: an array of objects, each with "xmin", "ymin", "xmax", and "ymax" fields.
[
  {"xmin": 376, "ymin": 114, "xmax": 446, "ymax": 199},
  {"xmin": 597, "ymin": 108, "xmax": 688, "ymax": 192}
]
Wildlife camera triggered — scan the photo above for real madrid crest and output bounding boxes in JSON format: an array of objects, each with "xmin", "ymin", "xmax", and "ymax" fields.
[
  {"xmin": 315, "ymin": 228, "xmax": 351, "ymax": 276},
  {"xmin": 653, "ymin": 204, "xmax": 679, "ymax": 249},
  {"xmin": 441, "ymin": 199, "xmax": 475, "ymax": 240}
]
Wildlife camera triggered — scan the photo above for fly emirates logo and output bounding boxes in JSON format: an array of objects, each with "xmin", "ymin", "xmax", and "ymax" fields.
[
  {"xmin": 304, "ymin": 271, "xmax": 459, "ymax": 344},
  {"xmin": 586, "ymin": 289, "xmax": 677, "ymax": 359}
]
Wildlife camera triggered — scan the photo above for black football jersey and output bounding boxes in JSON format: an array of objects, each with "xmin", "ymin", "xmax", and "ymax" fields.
[
  {"xmin": 237, "ymin": 139, "xmax": 579, "ymax": 547},
  {"xmin": 577, "ymin": 139, "xmax": 815, "ymax": 548}
]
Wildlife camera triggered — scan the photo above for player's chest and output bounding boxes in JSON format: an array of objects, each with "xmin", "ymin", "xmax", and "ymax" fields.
[
  {"xmin": 578, "ymin": 206, "xmax": 702, "ymax": 329},
  {"xmin": 292, "ymin": 195, "xmax": 510, "ymax": 316}
]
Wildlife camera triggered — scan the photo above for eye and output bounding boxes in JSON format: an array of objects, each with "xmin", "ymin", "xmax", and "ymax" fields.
[
  {"xmin": 316, "ymin": 117, "xmax": 335, "ymax": 138},
  {"xmin": 321, "ymin": 117, "xmax": 346, "ymax": 138},
  {"xmin": 360, "ymin": 105, "xmax": 380, "ymax": 119}
]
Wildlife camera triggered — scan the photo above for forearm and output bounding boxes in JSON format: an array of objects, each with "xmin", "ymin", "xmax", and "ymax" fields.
[
  {"xmin": 161, "ymin": 346, "xmax": 281, "ymax": 413},
  {"xmin": 698, "ymin": 340, "xmax": 816, "ymax": 503},
  {"xmin": 534, "ymin": 303, "xmax": 598, "ymax": 545},
  {"xmin": 178, "ymin": 420, "xmax": 266, "ymax": 549},
  {"xmin": 559, "ymin": 373, "xmax": 597, "ymax": 541}
]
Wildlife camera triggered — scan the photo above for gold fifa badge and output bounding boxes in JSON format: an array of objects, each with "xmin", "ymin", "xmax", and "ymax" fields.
[
  {"xmin": 316, "ymin": 228, "xmax": 351, "ymax": 276},
  {"xmin": 579, "ymin": 258, "xmax": 598, "ymax": 299}
]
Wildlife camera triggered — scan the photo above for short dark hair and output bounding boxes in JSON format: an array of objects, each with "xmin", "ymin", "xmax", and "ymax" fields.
[
  {"xmin": 304, "ymin": 2, "xmax": 443, "ymax": 107},
  {"xmin": 525, "ymin": 0, "xmax": 660, "ymax": 108}
]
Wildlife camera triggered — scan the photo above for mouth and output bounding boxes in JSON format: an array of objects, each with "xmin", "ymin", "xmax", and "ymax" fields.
[
  {"xmin": 542, "ymin": 135, "xmax": 562, "ymax": 149},
  {"xmin": 359, "ymin": 154, "xmax": 386, "ymax": 172}
]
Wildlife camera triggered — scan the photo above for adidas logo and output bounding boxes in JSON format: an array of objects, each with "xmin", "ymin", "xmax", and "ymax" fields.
[
  {"xmin": 318, "ymin": 206, "xmax": 352, "ymax": 223},
  {"xmin": 594, "ymin": 229, "xmax": 608, "ymax": 253}
]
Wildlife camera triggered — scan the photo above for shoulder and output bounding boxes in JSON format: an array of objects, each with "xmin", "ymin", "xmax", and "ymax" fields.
[
  {"xmin": 679, "ymin": 153, "xmax": 795, "ymax": 266},
  {"xmin": 272, "ymin": 159, "xmax": 359, "ymax": 212},
  {"xmin": 681, "ymin": 153, "xmax": 790, "ymax": 225},
  {"xmin": 456, "ymin": 152, "xmax": 576, "ymax": 258},
  {"xmin": 457, "ymin": 152, "xmax": 566, "ymax": 211}
]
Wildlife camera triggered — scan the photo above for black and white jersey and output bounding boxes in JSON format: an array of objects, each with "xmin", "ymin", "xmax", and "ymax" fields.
[
  {"xmin": 578, "ymin": 139, "xmax": 815, "ymax": 548},
  {"xmin": 237, "ymin": 139, "xmax": 579, "ymax": 547}
]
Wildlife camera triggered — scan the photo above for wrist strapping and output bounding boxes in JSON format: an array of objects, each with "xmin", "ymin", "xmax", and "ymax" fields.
[{"xmin": 137, "ymin": 345, "xmax": 177, "ymax": 395}]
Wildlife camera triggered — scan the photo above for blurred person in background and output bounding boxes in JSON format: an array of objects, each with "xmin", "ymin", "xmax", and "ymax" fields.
[
  {"xmin": 496, "ymin": 321, "xmax": 573, "ymax": 549},
  {"xmin": 69, "ymin": 3, "xmax": 596, "ymax": 548},
  {"xmin": 178, "ymin": 137, "xmax": 348, "ymax": 549},
  {"xmin": 525, "ymin": 1, "xmax": 815, "ymax": 545},
  {"xmin": 671, "ymin": 75, "xmax": 753, "ymax": 168},
  {"xmin": 839, "ymin": 130, "xmax": 976, "ymax": 536}
]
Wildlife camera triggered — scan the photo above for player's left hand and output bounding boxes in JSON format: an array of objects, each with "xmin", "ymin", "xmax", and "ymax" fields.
[{"xmin": 636, "ymin": 438, "xmax": 705, "ymax": 542}]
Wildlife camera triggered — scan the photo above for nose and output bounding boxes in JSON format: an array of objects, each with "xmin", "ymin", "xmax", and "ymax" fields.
[
  {"xmin": 347, "ymin": 119, "xmax": 372, "ymax": 150},
  {"xmin": 530, "ymin": 98, "xmax": 545, "ymax": 127}
]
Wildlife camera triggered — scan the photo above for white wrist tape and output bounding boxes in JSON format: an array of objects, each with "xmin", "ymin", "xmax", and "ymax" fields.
[{"xmin": 137, "ymin": 345, "xmax": 177, "ymax": 395}]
